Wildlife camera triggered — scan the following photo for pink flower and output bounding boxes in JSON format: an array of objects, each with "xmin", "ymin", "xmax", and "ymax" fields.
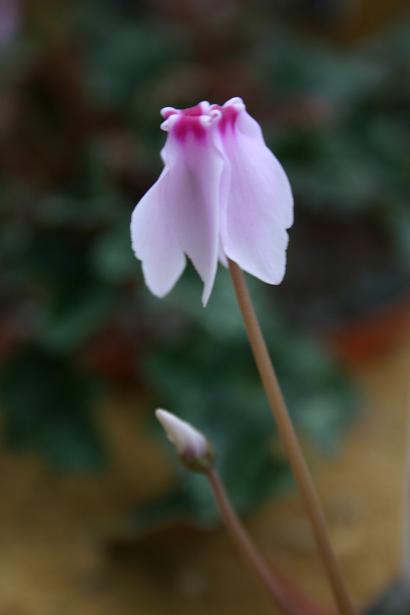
[{"xmin": 131, "ymin": 97, "xmax": 293, "ymax": 305}]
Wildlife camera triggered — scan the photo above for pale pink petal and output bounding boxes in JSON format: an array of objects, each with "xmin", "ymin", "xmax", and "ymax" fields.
[
  {"xmin": 131, "ymin": 110, "xmax": 224, "ymax": 305},
  {"xmin": 166, "ymin": 134, "xmax": 224, "ymax": 305},
  {"xmin": 218, "ymin": 239, "xmax": 228, "ymax": 267},
  {"xmin": 220, "ymin": 103, "xmax": 294, "ymax": 284},
  {"xmin": 131, "ymin": 168, "xmax": 186, "ymax": 298}
]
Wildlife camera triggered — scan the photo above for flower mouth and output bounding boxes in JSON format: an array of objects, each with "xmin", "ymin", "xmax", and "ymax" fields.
[{"xmin": 160, "ymin": 98, "xmax": 245, "ymax": 140}]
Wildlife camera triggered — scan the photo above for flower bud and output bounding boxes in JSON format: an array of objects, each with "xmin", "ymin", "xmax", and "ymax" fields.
[{"xmin": 155, "ymin": 409, "xmax": 215, "ymax": 473}]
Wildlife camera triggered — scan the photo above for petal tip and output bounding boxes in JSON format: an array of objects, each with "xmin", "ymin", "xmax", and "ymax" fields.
[
  {"xmin": 160, "ymin": 106, "xmax": 177, "ymax": 119},
  {"xmin": 223, "ymin": 96, "xmax": 245, "ymax": 110}
]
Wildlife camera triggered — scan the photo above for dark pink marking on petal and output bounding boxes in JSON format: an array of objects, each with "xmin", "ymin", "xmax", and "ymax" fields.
[
  {"xmin": 181, "ymin": 104, "xmax": 204, "ymax": 117},
  {"xmin": 173, "ymin": 115, "xmax": 207, "ymax": 142},
  {"xmin": 211, "ymin": 104, "xmax": 238, "ymax": 135}
]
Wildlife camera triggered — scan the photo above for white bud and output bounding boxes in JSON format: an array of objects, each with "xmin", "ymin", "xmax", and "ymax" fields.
[{"xmin": 155, "ymin": 409, "xmax": 214, "ymax": 472}]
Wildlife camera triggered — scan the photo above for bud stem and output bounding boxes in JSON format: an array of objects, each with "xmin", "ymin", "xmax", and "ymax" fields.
[
  {"xmin": 207, "ymin": 467, "xmax": 302, "ymax": 615},
  {"xmin": 228, "ymin": 259, "xmax": 355, "ymax": 615}
]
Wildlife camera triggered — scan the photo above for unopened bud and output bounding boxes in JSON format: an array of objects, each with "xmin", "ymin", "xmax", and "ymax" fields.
[{"xmin": 155, "ymin": 409, "xmax": 215, "ymax": 473}]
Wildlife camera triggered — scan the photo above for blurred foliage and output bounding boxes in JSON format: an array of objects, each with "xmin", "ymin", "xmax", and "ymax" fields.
[
  {"xmin": 0, "ymin": 346, "xmax": 106, "ymax": 469},
  {"xmin": 365, "ymin": 579, "xmax": 410, "ymax": 615},
  {"xmin": 137, "ymin": 268, "xmax": 355, "ymax": 526},
  {"xmin": 0, "ymin": 0, "xmax": 408, "ymax": 523}
]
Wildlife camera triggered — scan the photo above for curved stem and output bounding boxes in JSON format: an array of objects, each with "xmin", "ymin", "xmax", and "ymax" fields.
[
  {"xmin": 207, "ymin": 468, "xmax": 302, "ymax": 615},
  {"xmin": 228, "ymin": 260, "xmax": 355, "ymax": 615}
]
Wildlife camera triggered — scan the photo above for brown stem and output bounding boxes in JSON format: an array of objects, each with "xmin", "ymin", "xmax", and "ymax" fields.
[
  {"xmin": 207, "ymin": 468, "xmax": 302, "ymax": 615},
  {"xmin": 228, "ymin": 260, "xmax": 355, "ymax": 615}
]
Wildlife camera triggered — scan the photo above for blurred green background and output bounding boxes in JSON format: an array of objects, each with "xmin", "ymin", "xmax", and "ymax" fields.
[{"xmin": 0, "ymin": 0, "xmax": 409, "ymax": 531}]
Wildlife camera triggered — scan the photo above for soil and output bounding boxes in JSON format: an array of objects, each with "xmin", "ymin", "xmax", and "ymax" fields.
[{"xmin": 0, "ymin": 325, "xmax": 409, "ymax": 614}]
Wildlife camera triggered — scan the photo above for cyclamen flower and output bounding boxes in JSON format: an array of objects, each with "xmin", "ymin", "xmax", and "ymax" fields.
[{"xmin": 131, "ymin": 97, "xmax": 293, "ymax": 305}]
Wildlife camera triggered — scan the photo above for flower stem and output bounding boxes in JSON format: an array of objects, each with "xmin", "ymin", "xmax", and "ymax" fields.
[
  {"xmin": 207, "ymin": 467, "xmax": 302, "ymax": 615},
  {"xmin": 228, "ymin": 260, "xmax": 355, "ymax": 615}
]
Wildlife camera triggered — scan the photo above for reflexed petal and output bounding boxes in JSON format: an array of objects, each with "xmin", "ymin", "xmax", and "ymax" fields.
[
  {"xmin": 131, "ymin": 168, "xmax": 186, "ymax": 298},
  {"xmin": 166, "ymin": 136, "xmax": 224, "ymax": 305},
  {"xmin": 131, "ymin": 130, "xmax": 224, "ymax": 305},
  {"xmin": 221, "ymin": 107, "xmax": 294, "ymax": 284}
]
